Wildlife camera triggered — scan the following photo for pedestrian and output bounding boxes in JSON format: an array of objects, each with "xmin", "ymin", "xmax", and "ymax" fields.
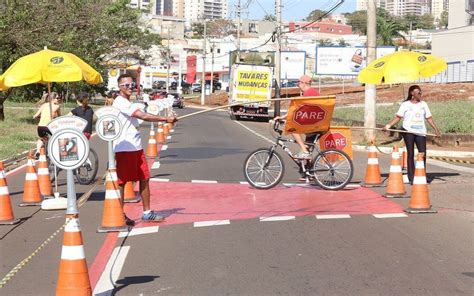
[
  {"xmin": 69, "ymin": 92, "xmax": 94, "ymax": 139},
  {"xmin": 142, "ymin": 90, "xmax": 150, "ymax": 103},
  {"xmin": 113, "ymin": 73, "xmax": 177, "ymax": 225},
  {"xmin": 275, "ymin": 74, "xmax": 321, "ymax": 159},
  {"xmin": 104, "ymin": 91, "xmax": 114, "ymax": 106},
  {"xmin": 383, "ymin": 84, "xmax": 441, "ymax": 184},
  {"xmin": 33, "ymin": 92, "xmax": 61, "ymax": 158}
]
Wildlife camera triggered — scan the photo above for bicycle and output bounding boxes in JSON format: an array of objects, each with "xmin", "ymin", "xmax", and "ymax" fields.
[
  {"xmin": 243, "ymin": 119, "xmax": 354, "ymax": 190},
  {"xmin": 42, "ymin": 137, "xmax": 99, "ymax": 185}
]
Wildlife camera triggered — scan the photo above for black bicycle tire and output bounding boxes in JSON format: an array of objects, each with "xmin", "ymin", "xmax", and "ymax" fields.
[
  {"xmin": 311, "ymin": 149, "xmax": 354, "ymax": 190},
  {"xmin": 243, "ymin": 148, "xmax": 285, "ymax": 189},
  {"xmin": 74, "ymin": 148, "xmax": 99, "ymax": 185}
]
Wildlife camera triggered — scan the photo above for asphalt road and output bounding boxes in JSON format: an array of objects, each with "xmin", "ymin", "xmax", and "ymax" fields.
[{"xmin": 1, "ymin": 106, "xmax": 473, "ymax": 295}]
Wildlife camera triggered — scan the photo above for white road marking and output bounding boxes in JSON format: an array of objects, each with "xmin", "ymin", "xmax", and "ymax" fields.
[
  {"xmin": 161, "ymin": 145, "xmax": 168, "ymax": 151},
  {"xmin": 233, "ymin": 120, "xmax": 275, "ymax": 144},
  {"xmin": 191, "ymin": 180, "xmax": 218, "ymax": 183},
  {"xmin": 151, "ymin": 161, "xmax": 161, "ymax": 169},
  {"xmin": 166, "ymin": 136, "xmax": 171, "ymax": 140},
  {"xmin": 194, "ymin": 220, "xmax": 230, "ymax": 227},
  {"xmin": 239, "ymin": 181, "xmax": 249, "ymax": 185},
  {"xmin": 373, "ymin": 213, "xmax": 408, "ymax": 218},
  {"xmin": 260, "ymin": 216, "xmax": 295, "ymax": 222},
  {"xmin": 150, "ymin": 178, "xmax": 170, "ymax": 182},
  {"xmin": 316, "ymin": 214, "xmax": 351, "ymax": 219},
  {"xmin": 93, "ymin": 246, "xmax": 130, "ymax": 295},
  {"xmin": 118, "ymin": 226, "xmax": 159, "ymax": 238}
]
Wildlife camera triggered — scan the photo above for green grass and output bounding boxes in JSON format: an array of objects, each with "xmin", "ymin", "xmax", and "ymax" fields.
[{"xmin": 333, "ymin": 100, "xmax": 474, "ymax": 134}]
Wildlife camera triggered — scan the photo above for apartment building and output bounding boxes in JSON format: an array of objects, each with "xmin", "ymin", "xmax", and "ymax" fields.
[
  {"xmin": 356, "ymin": 0, "xmax": 386, "ymax": 11},
  {"xmin": 184, "ymin": 0, "xmax": 228, "ymax": 23},
  {"xmin": 431, "ymin": 0, "xmax": 449, "ymax": 21},
  {"xmin": 385, "ymin": 0, "xmax": 430, "ymax": 16}
]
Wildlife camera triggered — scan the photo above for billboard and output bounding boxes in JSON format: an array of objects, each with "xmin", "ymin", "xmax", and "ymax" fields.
[
  {"xmin": 315, "ymin": 46, "xmax": 396, "ymax": 76},
  {"xmin": 281, "ymin": 51, "xmax": 306, "ymax": 80}
]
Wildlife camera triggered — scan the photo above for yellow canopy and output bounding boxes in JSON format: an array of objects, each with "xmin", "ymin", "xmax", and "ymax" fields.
[
  {"xmin": 1, "ymin": 48, "xmax": 103, "ymax": 87},
  {"xmin": 0, "ymin": 75, "xmax": 8, "ymax": 91},
  {"xmin": 358, "ymin": 51, "xmax": 447, "ymax": 84}
]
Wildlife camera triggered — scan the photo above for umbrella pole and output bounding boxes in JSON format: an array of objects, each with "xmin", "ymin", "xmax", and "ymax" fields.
[{"xmin": 48, "ymin": 83, "xmax": 53, "ymax": 121}]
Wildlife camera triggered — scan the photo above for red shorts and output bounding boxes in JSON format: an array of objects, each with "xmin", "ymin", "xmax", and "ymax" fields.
[{"xmin": 115, "ymin": 150, "xmax": 150, "ymax": 185}]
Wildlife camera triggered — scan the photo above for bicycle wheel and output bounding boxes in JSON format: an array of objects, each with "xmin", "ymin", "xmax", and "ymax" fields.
[
  {"xmin": 311, "ymin": 149, "xmax": 353, "ymax": 190},
  {"xmin": 74, "ymin": 148, "xmax": 99, "ymax": 185},
  {"xmin": 243, "ymin": 148, "xmax": 284, "ymax": 189}
]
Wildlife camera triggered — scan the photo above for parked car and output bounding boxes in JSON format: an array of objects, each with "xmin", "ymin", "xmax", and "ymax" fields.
[
  {"xmin": 191, "ymin": 83, "xmax": 202, "ymax": 93},
  {"xmin": 171, "ymin": 93, "xmax": 184, "ymax": 108}
]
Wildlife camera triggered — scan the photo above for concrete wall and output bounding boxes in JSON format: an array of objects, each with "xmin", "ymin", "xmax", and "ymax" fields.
[{"xmin": 432, "ymin": 26, "xmax": 474, "ymax": 62}]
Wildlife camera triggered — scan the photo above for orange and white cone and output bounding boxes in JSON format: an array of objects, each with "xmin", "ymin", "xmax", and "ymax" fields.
[
  {"xmin": 162, "ymin": 123, "xmax": 169, "ymax": 136},
  {"xmin": 97, "ymin": 169, "xmax": 130, "ymax": 233},
  {"xmin": 36, "ymin": 147, "xmax": 53, "ymax": 198},
  {"xmin": 123, "ymin": 181, "xmax": 140, "ymax": 203},
  {"xmin": 383, "ymin": 145, "xmax": 407, "ymax": 198},
  {"xmin": 401, "ymin": 146, "xmax": 410, "ymax": 183},
  {"xmin": 362, "ymin": 141, "xmax": 382, "ymax": 187},
  {"xmin": 20, "ymin": 152, "xmax": 42, "ymax": 206},
  {"xmin": 146, "ymin": 128, "xmax": 158, "ymax": 158},
  {"xmin": 155, "ymin": 124, "xmax": 165, "ymax": 144},
  {"xmin": 56, "ymin": 214, "xmax": 91, "ymax": 295},
  {"xmin": 0, "ymin": 161, "xmax": 20, "ymax": 225},
  {"xmin": 405, "ymin": 153, "xmax": 437, "ymax": 214}
]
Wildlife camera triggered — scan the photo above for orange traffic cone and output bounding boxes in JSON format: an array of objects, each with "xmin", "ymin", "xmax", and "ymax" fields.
[
  {"xmin": 97, "ymin": 169, "xmax": 130, "ymax": 233},
  {"xmin": 146, "ymin": 128, "xmax": 158, "ymax": 158},
  {"xmin": 162, "ymin": 123, "xmax": 169, "ymax": 136},
  {"xmin": 36, "ymin": 147, "xmax": 53, "ymax": 198},
  {"xmin": 155, "ymin": 124, "xmax": 165, "ymax": 144},
  {"xmin": 0, "ymin": 161, "xmax": 20, "ymax": 225},
  {"xmin": 56, "ymin": 214, "xmax": 91, "ymax": 295},
  {"xmin": 123, "ymin": 181, "xmax": 140, "ymax": 203},
  {"xmin": 405, "ymin": 153, "xmax": 437, "ymax": 214},
  {"xmin": 20, "ymin": 152, "xmax": 42, "ymax": 206},
  {"xmin": 383, "ymin": 145, "xmax": 407, "ymax": 198},
  {"xmin": 362, "ymin": 141, "xmax": 382, "ymax": 187}
]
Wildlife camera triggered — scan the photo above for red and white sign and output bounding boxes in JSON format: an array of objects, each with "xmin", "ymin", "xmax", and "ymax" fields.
[
  {"xmin": 293, "ymin": 105, "xmax": 326, "ymax": 126},
  {"xmin": 323, "ymin": 132, "xmax": 347, "ymax": 150}
]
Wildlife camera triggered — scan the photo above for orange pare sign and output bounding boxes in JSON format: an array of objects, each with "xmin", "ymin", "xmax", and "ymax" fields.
[
  {"xmin": 319, "ymin": 126, "xmax": 353, "ymax": 159},
  {"xmin": 284, "ymin": 95, "xmax": 336, "ymax": 135}
]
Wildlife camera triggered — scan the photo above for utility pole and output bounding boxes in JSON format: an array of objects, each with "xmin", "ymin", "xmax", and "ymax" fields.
[
  {"xmin": 236, "ymin": 0, "xmax": 241, "ymax": 62},
  {"xmin": 210, "ymin": 42, "xmax": 215, "ymax": 95},
  {"xmin": 274, "ymin": 0, "xmax": 282, "ymax": 116},
  {"xmin": 201, "ymin": 19, "xmax": 207, "ymax": 105},
  {"xmin": 166, "ymin": 26, "xmax": 171, "ymax": 93},
  {"xmin": 364, "ymin": 0, "xmax": 377, "ymax": 141}
]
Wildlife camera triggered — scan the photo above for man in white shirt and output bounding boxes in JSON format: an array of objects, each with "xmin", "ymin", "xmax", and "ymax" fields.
[{"xmin": 113, "ymin": 74, "xmax": 177, "ymax": 224}]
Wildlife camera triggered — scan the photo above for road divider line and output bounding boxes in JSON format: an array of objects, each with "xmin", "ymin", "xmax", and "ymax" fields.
[
  {"xmin": 93, "ymin": 246, "xmax": 130, "ymax": 295},
  {"xmin": 118, "ymin": 226, "xmax": 159, "ymax": 238},
  {"xmin": 194, "ymin": 220, "xmax": 230, "ymax": 227},
  {"xmin": 233, "ymin": 120, "xmax": 275, "ymax": 144},
  {"xmin": 316, "ymin": 214, "xmax": 351, "ymax": 219},
  {"xmin": 150, "ymin": 178, "xmax": 170, "ymax": 182},
  {"xmin": 151, "ymin": 161, "xmax": 161, "ymax": 169},
  {"xmin": 260, "ymin": 216, "xmax": 295, "ymax": 222},
  {"xmin": 161, "ymin": 145, "xmax": 168, "ymax": 151},
  {"xmin": 373, "ymin": 213, "xmax": 408, "ymax": 218},
  {"xmin": 191, "ymin": 180, "xmax": 218, "ymax": 184}
]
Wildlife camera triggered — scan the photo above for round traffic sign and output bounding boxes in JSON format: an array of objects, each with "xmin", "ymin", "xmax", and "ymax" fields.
[
  {"xmin": 48, "ymin": 129, "xmax": 89, "ymax": 170},
  {"xmin": 96, "ymin": 115, "xmax": 122, "ymax": 141}
]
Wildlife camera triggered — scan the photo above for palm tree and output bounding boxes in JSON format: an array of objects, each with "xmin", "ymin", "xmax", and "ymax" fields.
[{"xmin": 377, "ymin": 18, "xmax": 405, "ymax": 45}]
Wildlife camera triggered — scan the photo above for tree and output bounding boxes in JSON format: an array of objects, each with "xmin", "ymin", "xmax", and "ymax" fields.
[
  {"xmin": 338, "ymin": 38, "xmax": 349, "ymax": 46},
  {"xmin": 191, "ymin": 22, "xmax": 205, "ymax": 38},
  {"xmin": 376, "ymin": 17, "xmax": 405, "ymax": 45},
  {"xmin": 419, "ymin": 13, "xmax": 435, "ymax": 30},
  {"xmin": 317, "ymin": 39, "xmax": 333, "ymax": 46},
  {"xmin": 439, "ymin": 10, "xmax": 449, "ymax": 28},
  {"xmin": 305, "ymin": 9, "xmax": 327, "ymax": 21},
  {"xmin": 0, "ymin": 0, "xmax": 161, "ymax": 120},
  {"xmin": 208, "ymin": 19, "xmax": 236, "ymax": 38},
  {"xmin": 346, "ymin": 11, "xmax": 367, "ymax": 34},
  {"xmin": 263, "ymin": 14, "xmax": 276, "ymax": 22}
]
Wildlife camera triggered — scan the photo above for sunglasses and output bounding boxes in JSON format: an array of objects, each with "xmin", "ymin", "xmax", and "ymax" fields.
[{"xmin": 119, "ymin": 83, "xmax": 134, "ymax": 89}]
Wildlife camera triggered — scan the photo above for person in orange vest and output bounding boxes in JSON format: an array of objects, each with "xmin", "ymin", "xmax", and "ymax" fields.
[
  {"xmin": 383, "ymin": 85, "xmax": 441, "ymax": 184},
  {"xmin": 113, "ymin": 74, "xmax": 177, "ymax": 225}
]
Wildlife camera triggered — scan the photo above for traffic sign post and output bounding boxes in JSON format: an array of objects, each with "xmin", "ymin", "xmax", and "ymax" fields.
[
  {"xmin": 95, "ymin": 107, "xmax": 123, "ymax": 170},
  {"xmin": 46, "ymin": 116, "xmax": 89, "ymax": 214}
]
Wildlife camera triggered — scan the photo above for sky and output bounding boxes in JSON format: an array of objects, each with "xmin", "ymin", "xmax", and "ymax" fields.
[{"xmin": 239, "ymin": 0, "xmax": 357, "ymax": 21}]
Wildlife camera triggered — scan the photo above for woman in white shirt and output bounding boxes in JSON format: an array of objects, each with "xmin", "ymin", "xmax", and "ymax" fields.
[{"xmin": 383, "ymin": 85, "xmax": 441, "ymax": 184}]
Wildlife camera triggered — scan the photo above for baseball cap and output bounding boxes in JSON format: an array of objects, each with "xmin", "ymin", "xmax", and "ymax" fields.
[{"xmin": 299, "ymin": 75, "xmax": 312, "ymax": 84}]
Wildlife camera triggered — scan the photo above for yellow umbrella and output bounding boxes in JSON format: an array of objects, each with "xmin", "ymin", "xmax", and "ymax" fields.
[
  {"xmin": 0, "ymin": 75, "xmax": 8, "ymax": 91},
  {"xmin": 2, "ymin": 47, "xmax": 103, "ymax": 87},
  {"xmin": 358, "ymin": 51, "xmax": 447, "ymax": 84}
]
